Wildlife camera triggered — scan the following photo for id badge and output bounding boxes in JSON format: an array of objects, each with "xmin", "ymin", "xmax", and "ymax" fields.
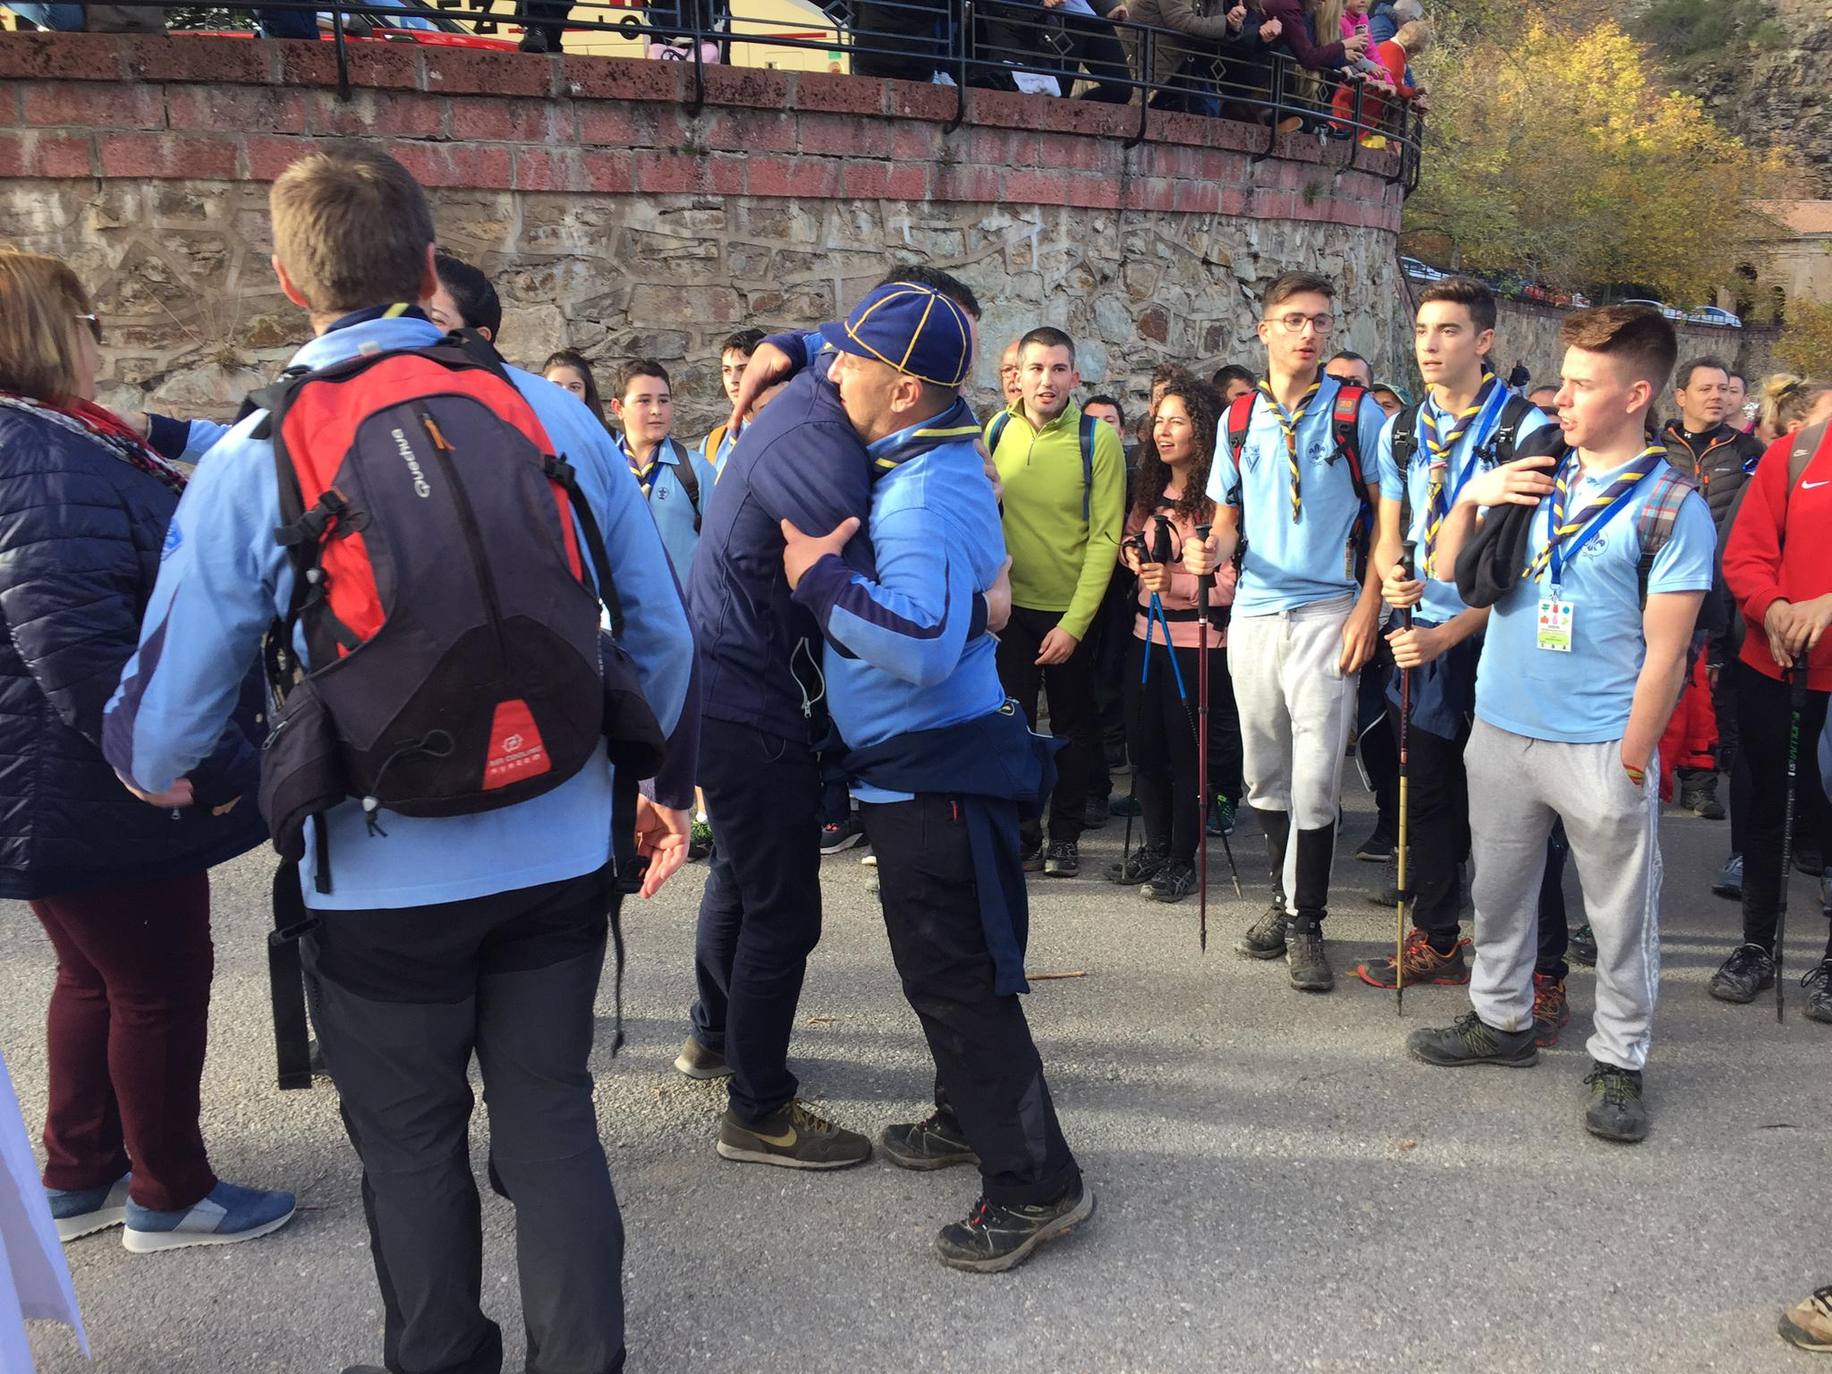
[{"xmin": 1537, "ymin": 591, "xmax": 1574, "ymax": 653}]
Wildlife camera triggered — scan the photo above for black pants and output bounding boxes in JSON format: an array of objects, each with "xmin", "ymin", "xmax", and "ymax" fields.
[
  {"xmin": 997, "ymin": 605, "xmax": 1099, "ymax": 851},
  {"xmin": 860, "ymin": 794, "xmax": 1079, "ymax": 1207},
  {"xmin": 1088, "ymin": 572, "xmax": 1136, "ymax": 802},
  {"xmin": 1124, "ymin": 635, "xmax": 1243, "ymax": 866},
  {"xmin": 1358, "ymin": 650, "xmax": 1400, "ymax": 839},
  {"xmin": 304, "ymin": 870, "xmax": 623, "ymax": 1374},
  {"xmin": 1060, "ymin": 11, "xmax": 1131, "ymax": 102},
  {"xmin": 1391, "ymin": 715, "xmax": 1573, "ymax": 976},
  {"xmin": 1736, "ymin": 659, "xmax": 1832, "ymax": 949},
  {"xmin": 690, "ymin": 716, "xmax": 822, "ymax": 1123}
]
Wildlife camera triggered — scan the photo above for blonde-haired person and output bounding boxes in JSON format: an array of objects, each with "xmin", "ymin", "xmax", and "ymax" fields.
[
  {"xmin": 0, "ymin": 249, "xmax": 292, "ymax": 1252},
  {"xmin": 1754, "ymin": 373, "xmax": 1832, "ymax": 445}
]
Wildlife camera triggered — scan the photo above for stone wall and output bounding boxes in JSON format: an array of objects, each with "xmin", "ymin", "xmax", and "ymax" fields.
[
  {"xmin": 0, "ymin": 33, "xmax": 1414, "ymax": 433},
  {"xmin": 1490, "ymin": 298, "xmax": 1782, "ymax": 397}
]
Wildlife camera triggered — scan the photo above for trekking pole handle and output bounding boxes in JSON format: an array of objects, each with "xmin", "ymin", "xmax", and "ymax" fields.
[
  {"xmin": 1399, "ymin": 541, "xmax": 1417, "ymax": 630},
  {"xmin": 1791, "ymin": 652, "xmax": 1810, "ymax": 709},
  {"xmin": 1195, "ymin": 522, "xmax": 1216, "ymax": 623}
]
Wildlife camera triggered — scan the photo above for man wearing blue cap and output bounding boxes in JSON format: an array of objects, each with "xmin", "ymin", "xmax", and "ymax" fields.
[
  {"xmin": 681, "ymin": 267, "xmax": 996, "ymax": 1173},
  {"xmin": 782, "ymin": 281, "xmax": 1093, "ymax": 1273}
]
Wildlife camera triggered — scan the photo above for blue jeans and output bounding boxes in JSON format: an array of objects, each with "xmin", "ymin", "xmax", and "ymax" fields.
[{"xmin": 10, "ymin": 4, "xmax": 86, "ymax": 29}]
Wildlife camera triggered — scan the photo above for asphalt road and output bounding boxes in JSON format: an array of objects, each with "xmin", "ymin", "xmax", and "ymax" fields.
[{"xmin": 4, "ymin": 788, "xmax": 1828, "ymax": 1374}]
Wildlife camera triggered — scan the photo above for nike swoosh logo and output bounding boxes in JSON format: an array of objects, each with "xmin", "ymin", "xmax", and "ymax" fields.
[
  {"xmin": 1804, "ymin": 481, "xmax": 1829, "ymax": 489},
  {"xmin": 755, "ymin": 1128, "xmax": 798, "ymax": 1148}
]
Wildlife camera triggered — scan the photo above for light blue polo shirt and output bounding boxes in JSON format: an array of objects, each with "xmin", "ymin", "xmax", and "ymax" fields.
[
  {"xmin": 614, "ymin": 433, "xmax": 716, "ymax": 584},
  {"xmin": 1475, "ymin": 451, "xmax": 1717, "ymax": 744},
  {"xmin": 1208, "ymin": 376, "xmax": 1387, "ymax": 615},
  {"xmin": 1375, "ymin": 390, "xmax": 1554, "ymax": 627}
]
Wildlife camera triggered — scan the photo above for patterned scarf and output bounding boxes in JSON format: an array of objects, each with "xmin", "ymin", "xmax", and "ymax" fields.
[
  {"xmin": 0, "ymin": 392, "xmax": 189, "ymax": 495},
  {"xmin": 1258, "ymin": 380, "xmax": 1320, "ymax": 523}
]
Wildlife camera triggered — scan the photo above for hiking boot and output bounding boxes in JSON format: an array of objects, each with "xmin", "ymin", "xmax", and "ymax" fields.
[
  {"xmin": 1708, "ymin": 943, "xmax": 1776, "ymax": 1004},
  {"xmin": 122, "ymin": 1181, "xmax": 296, "ymax": 1253},
  {"xmin": 1798, "ymin": 843, "xmax": 1825, "ymax": 878},
  {"xmin": 1779, "ymin": 1285, "xmax": 1832, "ymax": 1354},
  {"xmin": 1531, "ymin": 973, "xmax": 1571, "ymax": 1048},
  {"xmin": 1801, "ymin": 959, "xmax": 1832, "ymax": 1025},
  {"xmin": 1364, "ymin": 854, "xmax": 1400, "ymax": 906},
  {"xmin": 1679, "ymin": 774, "xmax": 1725, "ymax": 820},
  {"xmin": 1353, "ymin": 930, "xmax": 1469, "ymax": 990},
  {"xmin": 1712, "ymin": 852, "xmax": 1743, "ymax": 900},
  {"xmin": 879, "ymin": 1111, "xmax": 979, "ymax": 1171},
  {"xmin": 47, "ymin": 1173, "xmax": 131, "ymax": 1242},
  {"xmin": 1021, "ymin": 843, "xmax": 1046, "ymax": 873},
  {"xmin": 1147, "ymin": 860, "xmax": 1197, "ymax": 903},
  {"xmin": 688, "ymin": 818, "xmax": 712, "ymax": 863},
  {"xmin": 1106, "ymin": 845, "xmax": 1166, "ymax": 886},
  {"xmin": 1207, "ymin": 796, "xmax": 1236, "ymax": 837},
  {"xmin": 1568, "ymin": 922, "xmax": 1598, "ymax": 968},
  {"xmin": 1582, "ymin": 1061, "xmax": 1648, "ymax": 1143},
  {"xmin": 674, "ymin": 1036, "xmax": 732, "ymax": 1081},
  {"xmin": 1235, "ymin": 905, "xmax": 1288, "ymax": 959},
  {"xmin": 716, "ymin": 1100, "xmax": 872, "ymax": 1170},
  {"xmin": 820, "ymin": 815, "xmax": 865, "ymax": 855},
  {"xmin": 1407, "ymin": 1010, "xmax": 1538, "ymax": 1068},
  {"xmin": 1286, "ymin": 918, "xmax": 1334, "ymax": 992},
  {"xmin": 1354, "ymin": 824, "xmax": 1395, "ymax": 863},
  {"xmin": 934, "ymin": 1179, "xmax": 1096, "ymax": 1274},
  {"xmin": 1043, "ymin": 840, "xmax": 1080, "ymax": 878},
  {"xmin": 861, "ymin": 850, "xmax": 877, "ymax": 867},
  {"xmin": 1108, "ymin": 793, "xmax": 1141, "ymax": 818},
  {"xmin": 1083, "ymin": 796, "xmax": 1110, "ymax": 831}
]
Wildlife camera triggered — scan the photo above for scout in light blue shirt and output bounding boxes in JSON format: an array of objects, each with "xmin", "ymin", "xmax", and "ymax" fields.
[
  {"xmin": 1374, "ymin": 381, "xmax": 1556, "ymax": 629},
  {"xmin": 1475, "ymin": 449, "xmax": 1717, "ymax": 744},
  {"xmin": 1207, "ymin": 372, "xmax": 1389, "ymax": 614},
  {"xmin": 612, "ymin": 429, "xmax": 715, "ymax": 583},
  {"xmin": 104, "ymin": 311, "xmax": 695, "ymax": 912},
  {"xmin": 608, "ymin": 360, "xmax": 715, "ymax": 584}
]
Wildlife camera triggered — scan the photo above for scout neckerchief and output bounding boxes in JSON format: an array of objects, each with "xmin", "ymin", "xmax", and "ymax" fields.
[
  {"xmin": 1419, "ymin": 372, "xmax": 1505, "ymax": 574},
  {"xmin": 1523, "ymin": 445, "xmax": 1664, "ymax": 586},
  {"xmin": 622, "ymin": 434, "xmax": 673, "ymax": 497},
  {"xmin": 1258, "ymin": 378, "xmax": 1321, "ymax": 523}
]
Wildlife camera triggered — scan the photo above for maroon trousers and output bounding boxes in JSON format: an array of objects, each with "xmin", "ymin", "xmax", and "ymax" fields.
[{"xmin": 29, "ymin": 871, "xmax": 218, "ymax": 1212}]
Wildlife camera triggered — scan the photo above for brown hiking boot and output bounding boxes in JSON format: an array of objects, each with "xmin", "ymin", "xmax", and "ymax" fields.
[
  {"xmin": 1780, "ymin": 1285, "xmax": 1832, "ymax": 1353},
  {"xmin": 1353, "ymin": 930, "xmax": 1470, "ymax": 990},
  {"xmin": 1531, "ymin": 973, "xmax": 1572, "ymax": 1048}
]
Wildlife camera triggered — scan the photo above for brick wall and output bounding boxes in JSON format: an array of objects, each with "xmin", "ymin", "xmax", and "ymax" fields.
[{"xmin": 0, "ymin": 32, "xmax": 1412, "ymax": 427}]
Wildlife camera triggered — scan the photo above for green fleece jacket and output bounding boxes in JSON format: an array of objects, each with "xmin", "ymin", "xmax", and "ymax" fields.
[{"xmin": 988, "ymin": 401, "xmax": 1125, "ymax": 641}]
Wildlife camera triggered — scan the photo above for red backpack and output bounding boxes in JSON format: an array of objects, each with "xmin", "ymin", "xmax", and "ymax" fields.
[{"xmin": 252, "ymin": 334, "xmax": 664, "ymax": 895}]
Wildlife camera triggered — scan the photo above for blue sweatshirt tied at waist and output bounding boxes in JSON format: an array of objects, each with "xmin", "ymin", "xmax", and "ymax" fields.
[{"xmin": 845, "ymin": 704, "xmax": 1058, "ymax": 997}]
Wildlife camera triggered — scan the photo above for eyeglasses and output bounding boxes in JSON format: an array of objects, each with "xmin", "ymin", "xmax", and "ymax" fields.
[
  {"xmin": 75, "ymin": 314, "xmax": 102, "ymax": 346},
  {"xmin": 1265, "ymin": 312, "xmax": 1334, "ymax": 335}
]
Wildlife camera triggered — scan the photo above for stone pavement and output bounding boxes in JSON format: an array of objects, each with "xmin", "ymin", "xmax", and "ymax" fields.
[{"xmin": 4, "ymin": 790, "xmax": 1828, "ymax": 1374}]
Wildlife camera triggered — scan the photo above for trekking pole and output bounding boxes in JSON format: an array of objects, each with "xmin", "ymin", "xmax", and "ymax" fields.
[
  {"xmin": 1115, "ymin": 535, "xmax": 1150, "ymax": 880},
  {"xmin": 1196, "ymin": 523, "xmax": 1213, "ymax": 952},
  {"xmin": 1775, "ymin": 653, "xmax": 1808, "ymax": 1024},
  {"xmin": 1395, "ymin": 541, "xmax": 1417, "ymax": 1017}
]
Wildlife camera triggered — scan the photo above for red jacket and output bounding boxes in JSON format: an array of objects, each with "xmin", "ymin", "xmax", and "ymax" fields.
[{"xmin": 1722, "ymin": 426, "xmax": 1832, "ymax": 690}]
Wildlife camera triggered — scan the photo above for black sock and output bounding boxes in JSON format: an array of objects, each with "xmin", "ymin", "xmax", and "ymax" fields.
[{"xmin": 1425, "ymin": 929, "xmax": 1460, "ymax": 956}]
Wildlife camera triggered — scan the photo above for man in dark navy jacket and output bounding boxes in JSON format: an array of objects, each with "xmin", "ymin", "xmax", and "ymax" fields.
[{"xmin": 679, "ymin": 268, "xmax": 994, "ymax": 1170}]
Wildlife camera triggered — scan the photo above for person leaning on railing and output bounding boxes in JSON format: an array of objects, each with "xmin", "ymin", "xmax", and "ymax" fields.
[
  {"xmin": 1257, "ymin": 0, "xmax": 1358, "ymax": 131},
  {"xmin": 975, "ymin": 0, "xmax": 1132, "ymax": 100},
  {"xmin": 1124, "ymin": 0, "xmax": 1283, "ymax": 116}
]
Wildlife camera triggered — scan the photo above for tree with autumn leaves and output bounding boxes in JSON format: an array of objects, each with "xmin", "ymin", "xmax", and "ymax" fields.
[{"xmin": 1402, "ymin": 16, "xmax": 1798, "ymax": 307}]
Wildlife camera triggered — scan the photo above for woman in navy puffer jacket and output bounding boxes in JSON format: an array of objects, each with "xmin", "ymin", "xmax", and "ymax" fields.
[{"xmin": 0, "ymin": 250, "xmax": 293, "ymax": 1255}]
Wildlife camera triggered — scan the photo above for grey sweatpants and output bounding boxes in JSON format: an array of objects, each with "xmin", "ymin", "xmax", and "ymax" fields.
[
  {"xmin": 1465, "ymin": 719, "xmax": 1663, "ymax": 1071},
  {"xmin": 1229, "ymin": 594, "xmax": 1358, "ymax": 894}
]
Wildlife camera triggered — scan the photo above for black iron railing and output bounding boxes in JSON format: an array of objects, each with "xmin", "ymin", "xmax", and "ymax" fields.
[{"xmin": 6, "ymin": 0, "xmax": 1425, "ymax": 186}]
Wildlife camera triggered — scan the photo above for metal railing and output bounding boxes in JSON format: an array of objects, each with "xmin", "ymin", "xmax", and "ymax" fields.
[{"xmin": 7, "ymin": 0, "xmax": 1424, "ymax": 186}]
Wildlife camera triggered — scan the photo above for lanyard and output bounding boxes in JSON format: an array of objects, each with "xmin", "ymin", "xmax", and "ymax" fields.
[
  {"xmin": 1534, "ymin": 448, "xmax": 1662, "ymax": 588},
  {"xmin": 1258, "ymin": 380, "xmax": 1320, "ymax": 523}
]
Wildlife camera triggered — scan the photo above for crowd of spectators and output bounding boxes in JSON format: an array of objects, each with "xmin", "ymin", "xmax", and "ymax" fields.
[{"xmin": 5, "ymin": 0, "xmax": 1430, "ymax": 142}]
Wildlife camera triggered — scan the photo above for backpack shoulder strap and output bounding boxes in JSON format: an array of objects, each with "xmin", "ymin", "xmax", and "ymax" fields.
[
  {"xmin": 1788, "ymin": 418, "xmax": 1830, "ymax": 492},
  {"xmin": 1392, "ymin": 401, "xmax": 1421, "ymax": 479},
  {"xmin": 1078, "ymin": 411, "xmax": 1096, "ymax": 524},
  {"xmin": 1490, "ymin": 393, "xmax": 1538, "ymax": 465},
  {"xmin": 1331, "ymin": 385, "xmax": 1368, "ymax": 489},
  {"xmin": 668, "ymin": 439, "xmax": 702, "ymax": 531},
  {"xmin": 704, "ymin": 423, "xmax": 728, "ymax": 467},
  {"xmin": 987, "ymin": 410, "xmax": 1012, "ymax": 455},
  {"xmin": 1634, "ymin": 466, "xmax": 1699, "ymax": 608},
  {"xmin": 1225, "ymin": 392, "xmax": 1255, "ymax": 469}
]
